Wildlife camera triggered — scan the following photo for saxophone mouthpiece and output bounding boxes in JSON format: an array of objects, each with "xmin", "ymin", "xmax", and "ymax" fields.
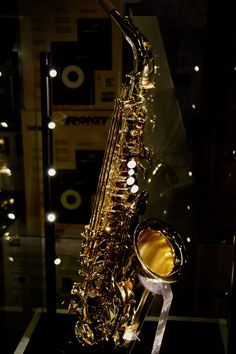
[{"xmin": 99, "ymin": 0, "xmax": 116, "ymax": 15}]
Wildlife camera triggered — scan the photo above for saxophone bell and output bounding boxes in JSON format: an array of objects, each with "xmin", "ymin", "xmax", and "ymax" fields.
[
  {"xmin": 134, "ymin": 218, "xmax": 187, "ymax": 283},
  {"xmin": 119, "ymin": 218, "xmax": 187, "ymax": 347}
]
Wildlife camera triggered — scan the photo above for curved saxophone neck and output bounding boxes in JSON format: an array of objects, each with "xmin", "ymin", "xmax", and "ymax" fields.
[{"xmin": 100, "ymin": 0, "xmax": 154, "ymax": 91}]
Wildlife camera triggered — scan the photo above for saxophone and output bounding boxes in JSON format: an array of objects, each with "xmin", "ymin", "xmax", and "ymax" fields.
[{"xmin": 69, "ymin": 0, "xmax": 187, "ymax": 349}]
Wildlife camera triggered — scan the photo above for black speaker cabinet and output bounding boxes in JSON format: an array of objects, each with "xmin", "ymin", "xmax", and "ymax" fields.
[
  {"xmin": 54, "ymin": 170, "xmax": 91, "ymax": 225},
  {"xmin": 77, "ymin": 17, "xmax": 112, "ymax": 70},
  {"xmin": 76, "ymin": 149, "xmax": 104, "ymax": 194},
  {"xmin": 50, "ymin": 41, "xmax": 95, "ymax": 106},
  {"xmin": 0, "ymin": 52, "xmax": 20, "ymax": 126}
]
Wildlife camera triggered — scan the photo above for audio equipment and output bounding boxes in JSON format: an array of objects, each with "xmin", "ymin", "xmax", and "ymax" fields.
[
  {"xmin": 76, "ymin": 149, "xmax": 104, "ymax": 194},
  {"xmin": 50, "ymin": 41, "xmax": 95, "ymax": 106},
  {"xmin": 54, "ymin": 170, "xmax": 91, "ymax": 225},
  {"xmin": 0, "ymin": 52, "xmax": 19, "ymax": 127},
  {"xmin": 77, "ymin": 17, "xmax": 112, "ymax": 70}
]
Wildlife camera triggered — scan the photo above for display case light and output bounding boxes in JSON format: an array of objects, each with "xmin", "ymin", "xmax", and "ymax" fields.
[
  {"xmin": 48, "ymin": 121, "xmax": 56, "ymax": 129},
  {"xmin": 48, "ymin": 167, "xmax": 56, "ymax": 176},
  {"xmin": 49, "ymin": 68, "xmax": 57, "ymax": 78},
  {"xmin": 54, "ymin": 257, "xmax": 61, "ymax": 265},
  {"xmin": 47, "ymin": 212, "xmax": 56, "ymax": 222},
  {"xmin": 7, "ymin": 213, "xmax": 16, "ymax": 220},
  {"xmin": 0, "ymin": 122, "xmax": 8, "ymax": 128},
  {"xmin": 1, "ymin": 167, "xmax": 12, "ymax": 176}
]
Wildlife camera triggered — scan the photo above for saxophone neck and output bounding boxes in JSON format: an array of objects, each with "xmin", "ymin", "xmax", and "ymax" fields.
[{"xmin": 100, "ymin": 0, "xmax": 155, "ymax": 91}]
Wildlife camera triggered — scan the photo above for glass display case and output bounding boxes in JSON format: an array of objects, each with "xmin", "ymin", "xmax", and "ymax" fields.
[{"xmin": 0, "ymin": 0, "xmax": 235, "ymax": 353}]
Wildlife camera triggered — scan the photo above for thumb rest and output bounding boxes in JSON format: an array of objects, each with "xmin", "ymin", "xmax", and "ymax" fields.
[{"xmin": 69, "ymin": 0, "xmax": 188, "ymax": 350}]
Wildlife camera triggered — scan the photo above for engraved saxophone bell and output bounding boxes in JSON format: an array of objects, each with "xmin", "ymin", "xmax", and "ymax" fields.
[{"xmin": 134, "ymin": 218, "xmax": 187, "ymax": 283}]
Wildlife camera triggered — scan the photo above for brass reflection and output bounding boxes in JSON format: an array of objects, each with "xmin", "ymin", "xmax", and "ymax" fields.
[{"xmin": 137, "ymin": 229, "xmax": 175, "ymax": 277}]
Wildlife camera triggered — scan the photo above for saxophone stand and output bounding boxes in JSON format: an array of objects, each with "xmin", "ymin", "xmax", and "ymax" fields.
[
  {"xmin": 129, "ymin": 275, "xmax": 173, "ymax": 354},
  {"xmin": 59, "ymin": 277, "xmax": 173, "ymax": 354}
]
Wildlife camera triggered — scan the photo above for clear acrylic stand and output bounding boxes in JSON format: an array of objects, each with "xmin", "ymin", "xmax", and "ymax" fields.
[{"xmin": 130, "ymin": 274, "xmax": 173, "ymax": 354}]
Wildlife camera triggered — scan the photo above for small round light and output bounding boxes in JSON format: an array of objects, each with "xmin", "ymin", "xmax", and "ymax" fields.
[
  {"xmin": 48, "ymin": 168, "xmax": 56, "ymax": 176},
  {"xmin": 49, "ymin": 69, "xmax": 57, "ymax": 78},
  {"xmin": 7, "ymin": 213, "xmax": 15, "ymax": 220},
  {"xmin": 194, "ymin": 65, "xmax": 200, "ymax": 72},
  {"xmin": 3, "ymin": 168, "xmax": 12, "ymax": 175},
  {"xmin": 1, "ymin": 122, "xmax": 8, "ymax": 128},
  {"xmin": 54, "ymin": 257, "xmax": 61, "ymax": 265},
  {"xmin": 48, "ymin": 122, "xmax": 56, "ymax": 129},
  {"xmin": 47, "ymin": 212, "xmax": 56, "ymax": 222}
]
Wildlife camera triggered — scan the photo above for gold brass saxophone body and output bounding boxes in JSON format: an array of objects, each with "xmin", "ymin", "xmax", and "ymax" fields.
[{"xmin": 69, "ymin": 0, "xmax": 187, "ymax": 348}]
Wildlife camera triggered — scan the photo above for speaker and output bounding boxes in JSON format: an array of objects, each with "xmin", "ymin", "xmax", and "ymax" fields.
[
  {"xmin": 54, "ymin": 170, "xmax": 91, "ymax": 224},
  {"xmin": 77, "ymin": 17, "xmax": 112, "ymax": 70},
  {"xmin": 0, "ymin": 52, "xmax": 20, "ymax": 127},
  {"xmin": 50, "ymin": 41, "xmax": 95, "ymax": 105},
  {"xmin": 76, "ymin": 149, "xmax": 104, "ymax": 194}
]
